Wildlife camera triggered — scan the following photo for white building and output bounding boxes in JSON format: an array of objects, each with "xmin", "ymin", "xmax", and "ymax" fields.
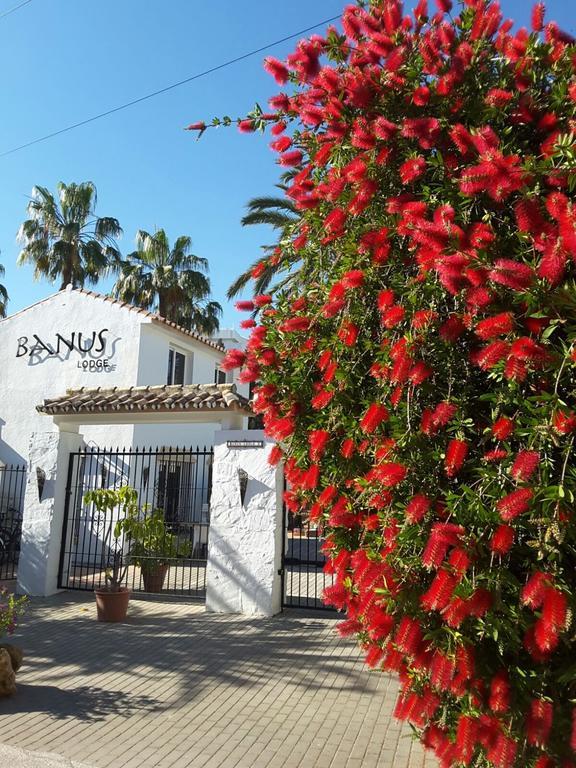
[{"xmin": 0, "ymin": 286, "xmax": 249, "ymax": 466}]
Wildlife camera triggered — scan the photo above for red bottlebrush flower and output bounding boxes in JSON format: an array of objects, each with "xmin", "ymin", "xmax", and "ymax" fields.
[
  {"xmin": 487, "ymin": 733, "xmax": 517, "ymax": 768},
  {"xmin": 376, "ymin": 462, "xmax": 408, "ymax": 487},
  {"xmin": 264, "ymin": 56, "xmax": 290, "ymax": 85},
  {"xmin": 336, "ymin": 618, "xmax": 362, "ymax": 637},
  {"xmin": 432, "ymin": 401, "xmax": 458, "ymax": 429},
  {"xmin": 440, "ymin": 315, "xmax": 466, "ymax": 342},
  {"xmin": 553, "ymin": 410, "xmax": 576, "ymax": 434},
  {"xmin": 412, "ymin": 85, "xmax": 431, "ymax": 106},
  {"xmin": 497, "ymin": 488, "xmax": 533, "ymax": 521},
  {"xmin": 308, "ymin": 430, "xmax": 330, "ymax": 462},
  {"xmin": 270, "ymin": 136, "xmax": 292, "ymax": 153},
  {"xmin": 527, "ymin": 699, "xmax": 553, "ymax": 746},
  {"xmin": 279, "ymin": 316, "xmax": 311, "ymax": 333},
  {"xmin": 337, "ymin": 320, "xmax": 359, "ymax": 346},
  {"xmin": 324, "ymin": 208, "xmax": 347, "ymax": 235},
  {"xmin": 311, "ymin": 389, "xmax": 334, "ymax": 410},
  {"xmin": 268, "ymin": 445, "xmax": 283, "ymax": 466},
  {"xmin": 235, "ymin": 300, "xmax": 255, "ymax": 312},
  {"xmin": 455, "ymin": 715, "xmax": 478, "ymax": 765},
  {"xmin": 489, "ymin": 670, "xmax": 511, "ymax": 713},
  {"xmin": 473, "ymin": 340, "xmax": 510, "ymax": 370},
  {"xmin": 400, "ymin": 156, "xmax": 426, "ymax": 184},
  {"xmin": 186, "ymin": 121, "xmax": 206, "ymax": 131},
  {"xmin": 409, "ymin": 361, "xmax": 433, "ymax": 385},
  {"xmin": 492, "ymin": 416, "xmax": 515, "ymax": 440},
  {"xmin": 436, "ymin": 0, "xmax": 452, "ymax": 11},
  {"xmin": 340, "ymin": 438, "xmax": 355, "ymax": 459},
  {"xmin": 531, "ymin": 2, "xmax": 546, "ymax": 32},
  {"xmin": 429, "ymin": 649, "xmax": 457, "ymax": 689},
  {"xmin": 322, "ymin": 581, "xmax": 349, "ymax": 610},
  {"xmin": 279, "ymin": 149, "xmax": 304, "ymax": 167},
  {"xmin": 377, "ymin": 289, "xmax": 395, "ymax": 311},
  {"xmin": 521, "ymin": 571, "xmax": 553, "ymax": 608},
  {"xmin": 405, "ymin": 494, "xmax": 431, "ymax": 523},
  {"xmin": 509, "ymin": 336, "xmax": 548, "ymax": 362},
  {"xmin": 483, "ymin": 449, "xmax": 508, "ymax": 463},
  {"xmin": 511, "ymin": 450, "xmax": 540, "ymax": 482},
  {"xmin": 475, "ymin": 312, "xmax": 515, "ymax": 340},
  {"xmin": 341, "ymin": 270, "xmax": 365, "ymax": 289},
  {"xmin": 490, "ymin": 525, "xmax": 515, "ymax": 555},
  {"xmin": 240, "ymin": 318, "xmax": 256, "ymax": 330},
  {"xmin": 445, "ymin": 439, "xmax": 469, "ymax": 478},
  {"xmin": 467, "ymin": 588, "xmax": 493, "ymax": 617},
  {"xmin": 221, "ymin": 348, "xmax": 247, "ymax": 371},
  {"xmin": 541, "ymin": 587, "xmax": 567, "ymax": 632},
  {"xmin": 489, "ymin": 259, "xmax": 534, "ymax": 290},
  {"xmin": 238, "ymin": 119, "xmax": 255, "ymax": 133},
  {"xmin": 381, "ymin": 305, "xmax": 405, "ymax": 328},
  {"xmin": 395, "ymin": 616, "xmax": 423, "ymax": 656},
  {"xmin": 485, "ymin": 88, "xmax": 514, "ymax": 108},
  {"xmin": 360, "ymin": 403, "xmax": 390, "ymax": 434}
]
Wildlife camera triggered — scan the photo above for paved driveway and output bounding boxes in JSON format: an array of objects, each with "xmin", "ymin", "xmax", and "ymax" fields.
[{"xmin": 0, "ymin": 594, "xmax": 433, "ymax": 768}]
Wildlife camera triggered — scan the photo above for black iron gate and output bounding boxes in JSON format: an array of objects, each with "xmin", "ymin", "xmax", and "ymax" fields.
[
  {"xmin": 0, "ymin": 464, "xmax": 26, "ymax": 581},
  {"xmin": 58, "ymin": 446, "xmax": 212, "ymax": 599},
  {"xmin": 282, "ymin": 508, "xmax": 335, "ymax": 610}
]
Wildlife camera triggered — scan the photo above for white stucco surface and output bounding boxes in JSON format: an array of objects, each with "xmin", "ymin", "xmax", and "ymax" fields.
[
  {"xmin": 206, "ymin": 431, "xmax": 283, "ymax": 617},
  {"xmin": 0, "ymin": 288, "xmax": 232, "ymax": 464},
  {"xmin": 17, "ymin": 428, "xmax": 85, "ymax": 597}
]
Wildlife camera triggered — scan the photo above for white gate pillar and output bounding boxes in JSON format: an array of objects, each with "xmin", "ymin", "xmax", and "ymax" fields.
[
  {"xmin": 17, "ymin": 427, "xmax": 85, "ymax": 597},
  {"xmin": 206, "ymin": 430, "xmax": 284, "ymax": 617}
]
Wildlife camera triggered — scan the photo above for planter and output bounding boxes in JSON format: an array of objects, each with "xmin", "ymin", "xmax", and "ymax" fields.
[
  {"xmin": 141, "ymin": 564, "xmax": 169, "ymax": 593},
  {"xmin": 94, "ymin": 587, "xmax": 130, "ymax": 622}
]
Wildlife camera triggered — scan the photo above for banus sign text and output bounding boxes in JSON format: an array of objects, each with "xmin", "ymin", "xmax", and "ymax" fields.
[{"xmin": 16, "ymin": 329, "xmax": 115, "ymax": 372}]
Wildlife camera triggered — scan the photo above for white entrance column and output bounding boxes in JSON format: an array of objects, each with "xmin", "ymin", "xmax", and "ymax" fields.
[
  {"xmin": 206, "ymin": 430, "xmax": 284, "ymax": 617},
  {"xmin": 17, "ymin": 426, "xmax": 85, "ymax": 596}
]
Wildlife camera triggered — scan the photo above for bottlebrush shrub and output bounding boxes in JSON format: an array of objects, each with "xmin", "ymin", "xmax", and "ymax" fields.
[{"xmin": 214, "ymin": 1, "xmax": 576, "ymax": 766}]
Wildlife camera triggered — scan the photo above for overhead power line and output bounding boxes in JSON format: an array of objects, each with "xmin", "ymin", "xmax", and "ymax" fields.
[
  {"xmin": 0, "ymin": 14, "xmax": 341, "ymax": 158},
  {"xmin": 0, "ymin": 0, "xmax": 33, "ymax": 20}
]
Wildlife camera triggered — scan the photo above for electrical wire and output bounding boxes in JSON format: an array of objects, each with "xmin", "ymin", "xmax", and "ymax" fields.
[
  {"xmin": 0, "ymin": 13, "xmax": 341, "ymax": 158},
  {"xmin": 0, "ymin": 0, "xmax": 32, "ymax": 20}
]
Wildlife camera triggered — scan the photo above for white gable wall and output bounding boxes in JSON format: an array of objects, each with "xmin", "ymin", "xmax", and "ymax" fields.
[{"xmin": 0, "ymin": 289, "xmax": 235, "ymax": 464}]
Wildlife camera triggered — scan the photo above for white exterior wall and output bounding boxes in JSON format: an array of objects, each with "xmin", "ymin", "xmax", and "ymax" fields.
[
  {"xmin": 0, "ymin": 289, "xmax": 142, "ymax": 464},
  {"xmin": 0, "ymin": 289, "xmax": 232, "ymax": 465},
  {"xmin": 206, "ymin": 431, "xmax": 283, "ymax": 616}
]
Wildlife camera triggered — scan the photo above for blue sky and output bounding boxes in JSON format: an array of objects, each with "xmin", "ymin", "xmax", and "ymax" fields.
[{"xmin": 0, "ymin": 0, "xmax": 573, "ymax": 330}]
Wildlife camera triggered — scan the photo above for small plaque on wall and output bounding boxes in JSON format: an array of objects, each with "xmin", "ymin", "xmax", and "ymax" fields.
[{"xmin": 227, "ymin": 440, "xmax": 264, "ymax": 449}]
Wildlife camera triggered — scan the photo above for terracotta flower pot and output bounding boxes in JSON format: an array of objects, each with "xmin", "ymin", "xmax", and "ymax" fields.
[
  {"xmin": 141, "ymin": 564, "xmax": 169, "ymax": 593},
  {"xmin": 94, "ymin": 587, "xmax": 130, "ymax": 622}
]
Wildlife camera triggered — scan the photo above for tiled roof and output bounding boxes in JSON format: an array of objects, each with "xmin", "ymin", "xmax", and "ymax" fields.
[
  {"xmin": 38, "ymin": 384, "xmax": 252, "ymax": 415},
  {"xmin": 76, "ymin": 290, "xmax": 225, "ymax": 351}
]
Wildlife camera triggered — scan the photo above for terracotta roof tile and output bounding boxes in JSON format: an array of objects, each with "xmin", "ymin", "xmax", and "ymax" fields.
[{"xmin": 38, "ymin": 384, "xmax": 252, "ymax": 416}]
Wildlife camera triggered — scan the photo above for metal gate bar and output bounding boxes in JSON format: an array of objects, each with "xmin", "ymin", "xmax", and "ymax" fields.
[
  {"xmin": 0, "ymin": 464, "xmax": 26, "ymax": 581},
  {"xmin": 58, "ymin": 446, "xmax": 212, "ymax": 599},
  {"xmin": 282, "ymin": 507, "xmax": 335, "ymax": 611}
]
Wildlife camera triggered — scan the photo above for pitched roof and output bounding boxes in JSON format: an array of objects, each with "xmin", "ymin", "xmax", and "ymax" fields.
[
  {"xmin": 38, "ymin": 384, "xmax": 252, "ymax": 416},
  {"xmin": 76, "ymin": 289, "xmax": 225, "ymax": 352},
  {"xmin": 0, "ymin": 287, "xmax": 225, "ymax": 353}
]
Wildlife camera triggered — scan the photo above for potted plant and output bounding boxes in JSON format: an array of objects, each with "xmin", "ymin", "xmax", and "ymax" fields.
[
  {"xmin": 83, "ymin": 486, "xmax": 137, "ymax": 622},
  {"xmin": 120, "ymin": 506, "xmax": 189, "ymax": 593}
]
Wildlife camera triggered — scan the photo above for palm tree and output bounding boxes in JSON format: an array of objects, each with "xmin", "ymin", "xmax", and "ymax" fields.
[
  {"xmin": 227, "ymin": 192, "xmax": 300, "ymax": 300},
  {"xmin": 17, "ymin": 182, "xmax": 122, "ymax": 290},
  {"xmin": 113, "ymin": 229, "xmax": 222, "ymax": 336},
  {"xmin": 0, "ymin": 262, "xmax": 8, "ymax": 318}
]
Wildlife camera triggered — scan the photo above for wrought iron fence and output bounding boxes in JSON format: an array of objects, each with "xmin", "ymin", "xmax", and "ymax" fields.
[
  {"xmin": 0, "ymin": 464, "xmax": 26, "ymax": 581},
  {"xmin": 58, "ymin": 446, "xmax": 213, "ymax": 598},
  {"xmin": 282, "ymin": 508, "xmax": 335, "ymax": 611}
]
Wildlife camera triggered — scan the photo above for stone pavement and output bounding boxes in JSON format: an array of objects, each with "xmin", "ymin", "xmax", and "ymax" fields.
[{"xmin": 0, "ymin": 593, "xmax": 434, "ymax": 768}]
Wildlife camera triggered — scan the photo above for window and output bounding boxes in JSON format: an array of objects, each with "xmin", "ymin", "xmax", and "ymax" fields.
[
  {"xmin": 214, "ymin": 367, "xmax": 226, "ymax": 385},
  {"xmin": 167, "ymin": 349, "xmax": 186, "ymax": 385}
]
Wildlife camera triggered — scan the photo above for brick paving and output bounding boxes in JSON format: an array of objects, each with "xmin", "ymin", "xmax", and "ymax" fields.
[{"xmin": 0, "ymin": 593, "xmax": 434, "ymax": 768}]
